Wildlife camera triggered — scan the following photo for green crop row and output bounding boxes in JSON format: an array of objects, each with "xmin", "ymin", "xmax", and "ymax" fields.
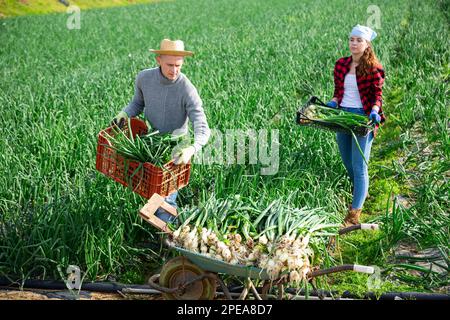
[{"xmin": 0, "ymin": 0, "xmax": 447, "ymax": 294}]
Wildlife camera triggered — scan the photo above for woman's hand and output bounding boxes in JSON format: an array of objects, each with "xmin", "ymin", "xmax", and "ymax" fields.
[
  {"xmin": 326, "ymin": 100, "xmax": 338, "ymax": 108},
  {"xmin": 369, "ymin": 109, "xmax": 381, "ymax": 124}
]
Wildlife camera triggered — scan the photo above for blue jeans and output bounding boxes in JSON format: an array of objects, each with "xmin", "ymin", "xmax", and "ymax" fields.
[
  {"xmin": 154, "ymin": 191, "xmax": 178, "ymax": 223},
  {"xmin": 336, "ymin": 107, "xmax": 374, "ymax": 209}
]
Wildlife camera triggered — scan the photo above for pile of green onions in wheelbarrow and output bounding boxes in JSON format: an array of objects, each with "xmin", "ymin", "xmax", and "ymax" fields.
[
  {"xmin": 141, "ymin": 194, "xmax": 379, "ymax": 299},
  {"xmin": 167, "ymin": 195, "xmax": 374, "ymax": 284}
]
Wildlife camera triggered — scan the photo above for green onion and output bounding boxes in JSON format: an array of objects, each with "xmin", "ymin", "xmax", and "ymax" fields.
[{"xmin": 105, "ymin": 118, "xmax": 190, "ymax": 168}]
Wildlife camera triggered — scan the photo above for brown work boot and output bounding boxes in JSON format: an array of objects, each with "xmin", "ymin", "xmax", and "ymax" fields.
[{"xmin": 343, "ymin": 207, "xmax": 362, "ymax": 226}]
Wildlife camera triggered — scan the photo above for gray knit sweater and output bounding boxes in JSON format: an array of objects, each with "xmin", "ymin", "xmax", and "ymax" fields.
[{"xmin": 123, "ymin": 67, "xmax": 210, "ymax": 152}]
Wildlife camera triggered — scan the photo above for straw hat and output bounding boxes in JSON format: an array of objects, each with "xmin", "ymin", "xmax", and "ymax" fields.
[{"xmin": 149, "ymin": 39, "xmax": 193, "ymax": 56}]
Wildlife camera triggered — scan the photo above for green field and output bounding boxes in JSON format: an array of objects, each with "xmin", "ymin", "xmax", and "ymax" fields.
[
  {"xmin": 0, "ymin": 0, "xmax": 160, "ymax": 18},
  {"xmin": 1, "ymin": 0, "xmax": 448, "ymax": 297}
]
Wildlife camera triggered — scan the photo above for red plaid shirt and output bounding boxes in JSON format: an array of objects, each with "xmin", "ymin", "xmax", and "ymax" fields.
[{"xmin": 333, "ymin": 56, "xmax": 386, "ymax": 127}]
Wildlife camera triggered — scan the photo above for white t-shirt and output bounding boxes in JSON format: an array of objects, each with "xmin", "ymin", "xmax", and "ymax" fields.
[{"xmin": 341, "ymin": 74, "xmax": 363, "ymax": 109}]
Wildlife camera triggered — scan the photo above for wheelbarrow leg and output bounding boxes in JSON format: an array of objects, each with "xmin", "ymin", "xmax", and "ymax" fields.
[
  {"xmin": 237, "ymin": 278, "xmax": 261, "ymax": 300},
  {"xmin": 248, "ymin": 279, "xmax": 262, "ymax": 300},
  {"xmin": 261, "ymin": 280, "xmax": 271, "ymax": 300},
  {"xmin": 238, "ymin": 280, "xmax": 250, "ymax": 300},
  {"xmin": 214, "ymin": 275, "xmax": 232, "ymax": 300},
  {"xmin": 309, "ymin": 279, "xmax": 326, "ymax": 300},
  {"xmin": 238, "ymin": 287, "xmax": 249, "ymax": 300},
  {"xmin": 277, "ymin": 283, "xmax": 284, "ymax": 300}
]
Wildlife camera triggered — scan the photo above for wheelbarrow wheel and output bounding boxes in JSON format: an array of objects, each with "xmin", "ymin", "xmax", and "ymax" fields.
[{"xmin": 159, "ymin": 256, "xmax": 216, "ymax": 300}]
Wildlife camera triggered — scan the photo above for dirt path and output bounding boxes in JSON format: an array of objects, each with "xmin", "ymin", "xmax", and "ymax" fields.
[{"xmin": 0, "ymin": 288, "xmax": 162, "ymax": 300}]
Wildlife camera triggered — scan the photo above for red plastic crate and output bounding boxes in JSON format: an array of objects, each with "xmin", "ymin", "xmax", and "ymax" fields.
[{"xmin": 95, "ymin": 118, "xmax": 191, "ymax": 198}]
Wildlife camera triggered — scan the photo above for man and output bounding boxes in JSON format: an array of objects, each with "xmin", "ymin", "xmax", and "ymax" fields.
[{"xmin": 112, "ymin": 39, "xmax": 210, "ymax": 221}]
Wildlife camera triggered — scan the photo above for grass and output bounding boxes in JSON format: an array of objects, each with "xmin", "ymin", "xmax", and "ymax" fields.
[
  {"xmin": 326, "ymin": 271, "xmax": 420, "ymax": 299},
  {"xmin": 0, "ymin": 0, "xmax": 162, "ymax": 18},
  {"xmin": 0, "ymin": 0, "xmax": 448, "ymax": 296}
]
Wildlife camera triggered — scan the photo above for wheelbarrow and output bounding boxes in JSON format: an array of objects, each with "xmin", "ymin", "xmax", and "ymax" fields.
[{"xmin": 139, "ymin": 194, "xmax": 379, "ymax": 300}]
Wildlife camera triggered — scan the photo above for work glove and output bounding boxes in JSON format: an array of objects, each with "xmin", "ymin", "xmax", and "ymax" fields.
[
  {"xmin": 326, "ymin": 100, "xmax": 338, "ymax": 108},
  {"xmin": 111, "ymin": 111, "xmax": 128, "ymax": 128},
  {"xmin": 369, "ymin": 109, "xmax": 381, "ymax": 124},
  {"xmin": 173, "ymin": 146, "xmax": 196, "ymax": 165}
]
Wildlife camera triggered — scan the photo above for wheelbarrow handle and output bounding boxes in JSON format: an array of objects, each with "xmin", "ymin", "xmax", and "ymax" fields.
[
  {"xmin": 339, "ymin": 223, "xmax": 379, "ymax": 235},
  {"xmin": 309, "ymin": 264, "xmax": 374, "ymax": 278}
]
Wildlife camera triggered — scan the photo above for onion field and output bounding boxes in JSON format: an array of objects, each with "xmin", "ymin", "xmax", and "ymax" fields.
[{"xmin": 0, "ymin": 0, "xmax": 448, "ymax": 297}]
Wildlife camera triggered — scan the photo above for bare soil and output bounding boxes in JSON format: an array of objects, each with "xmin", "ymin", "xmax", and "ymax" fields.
[{"xmin": 0, "ymin": 288, "xmax": 163, "ymax": 300}]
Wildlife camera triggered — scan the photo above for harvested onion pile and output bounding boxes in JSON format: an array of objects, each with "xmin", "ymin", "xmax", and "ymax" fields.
[{"xmin": 169, "ymin": 196, "xmax": 340, "ymax": 283}]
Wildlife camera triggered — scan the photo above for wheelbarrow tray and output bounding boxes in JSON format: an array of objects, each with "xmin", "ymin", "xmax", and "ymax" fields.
[
  {"xmin": 167, "ymin": 240, "xmax": 271, "ymax": 280},
  {"xmin": 141, "ymin": 196, "xmax": 378, "ymax": 287}
]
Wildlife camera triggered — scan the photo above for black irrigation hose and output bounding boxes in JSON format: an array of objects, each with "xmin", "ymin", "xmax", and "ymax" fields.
[
  {"xmin": 226, "ymin": 285, "xmax": 449, "ymax": 300},
  {"xmin": 0, "ymin": 277, "xmax": 448, "ymax": 300},
  {"xmin": 283, "ymin": 288, "xmax": 450, "ymax": 300},
  {"xmin": 0, "ymin": 278, "xmax": 151, "ymax": 293}
]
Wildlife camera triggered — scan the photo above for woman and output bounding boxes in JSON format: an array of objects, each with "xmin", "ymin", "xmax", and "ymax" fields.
[{"xmin": 326, "ymin": 25, "xmax": 385, "ymax": 226}]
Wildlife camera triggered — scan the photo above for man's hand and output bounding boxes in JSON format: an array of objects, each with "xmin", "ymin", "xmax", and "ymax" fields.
[
  {"xmin": 369, "ymin": 109, "xmax": 381, "ymax": 124},
  {"xmin": 326, "ymin": 100, "xmax": 338, "ymax": 108},
  {"xmin": 173, "ymin": 146, "xmax": 196, "ymax": 165},
  {"xmin": 111, "ymin": 111, "xmax": 128, "ymax": 128}
]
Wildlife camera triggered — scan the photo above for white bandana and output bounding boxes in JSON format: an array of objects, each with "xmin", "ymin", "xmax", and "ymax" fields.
[{"xmin": 350, "ymin": 24, "xmax": 377, "ymax": 41}]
